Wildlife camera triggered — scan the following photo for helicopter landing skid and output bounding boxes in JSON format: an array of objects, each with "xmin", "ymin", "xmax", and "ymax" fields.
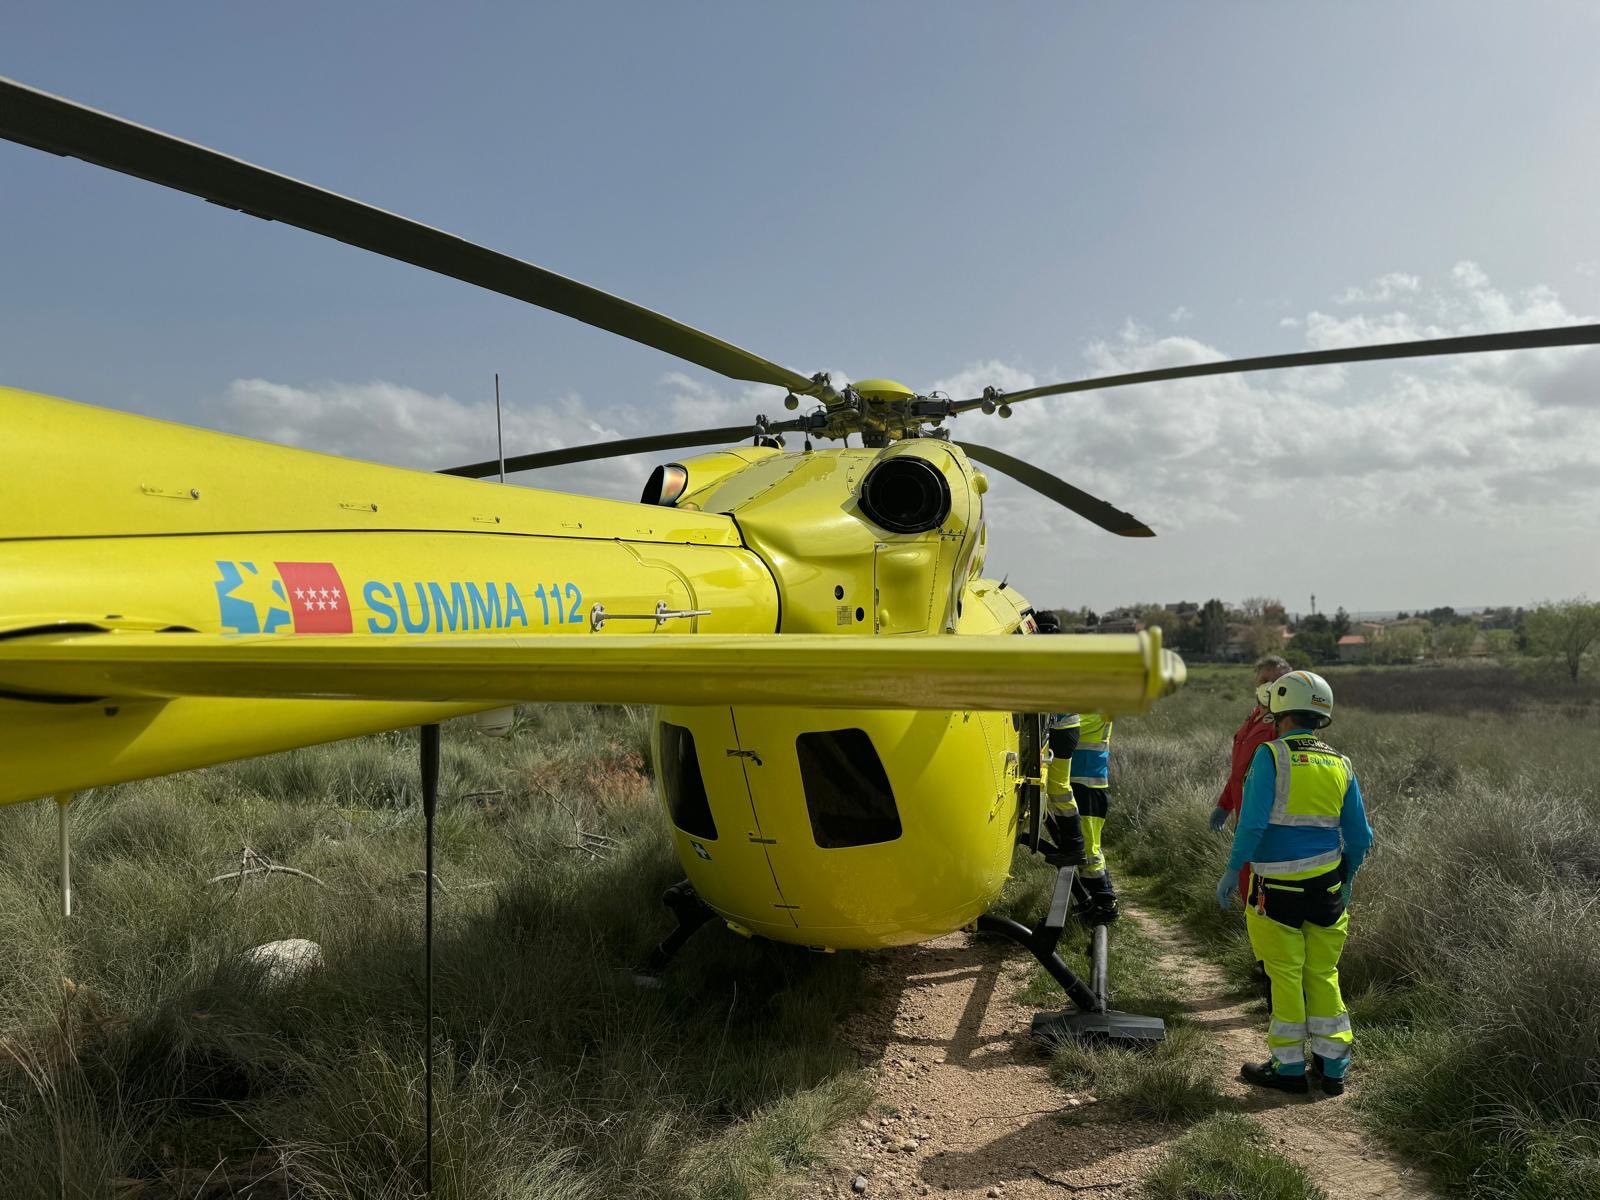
[
  {"xmin": 632, "ymin": 880, "xmax": 716, "ymax": 987},
  {"xmin": 979, "ymin": 863, "xmax": 1166, "ymax": 1048}
]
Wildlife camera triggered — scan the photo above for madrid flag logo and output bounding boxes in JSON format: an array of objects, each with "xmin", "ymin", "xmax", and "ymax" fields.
[{"xmin": 275, "ymin": 562, "xmax": 353, "ymax": 634}]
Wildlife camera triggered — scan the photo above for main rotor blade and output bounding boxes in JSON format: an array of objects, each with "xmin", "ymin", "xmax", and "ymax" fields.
[
  {"xmin": 0, "ymin": 76, "xmax": 823, "ymax": 396},
  {"xmin": 955, "ymin": 323, "xmax": 1600, "ymax": 411},
  {"xmin": 440, "ymin": 424, "xmax": 753, "ymax": 478},
  {"xmin": 956, "ymin": 441, "xmax": 1154, "ymax": 537}
]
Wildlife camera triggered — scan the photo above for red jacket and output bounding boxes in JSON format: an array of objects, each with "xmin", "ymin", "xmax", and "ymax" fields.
[
  {"xmin": 1217, "ymin": 706, "xmax": 1276, "ymax": 815},
  {"xmin": 1220, "ymin": 706, "xmax": 1276, "ymax": 899}
]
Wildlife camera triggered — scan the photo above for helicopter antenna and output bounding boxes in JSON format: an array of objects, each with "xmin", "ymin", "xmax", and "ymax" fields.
[
  {"xmin": 418, "ymin": 724, "xmax": 441, "ymax": 1193},
  {"xmin": 494, "ymin": 374, "xmax": 506, "ymax": 484},
  {"xmin": 56, "ymin": 792, "xmax": 74, "ymax": 918}
]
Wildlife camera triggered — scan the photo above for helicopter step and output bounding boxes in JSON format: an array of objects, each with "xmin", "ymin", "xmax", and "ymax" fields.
[
  {"xmin": 979, "ymin": 862, "xmax": 1166, "ymax": 1048},
  {"xmin": 632, "ymin": 880, "xmax": 717, "ymax": 986}
]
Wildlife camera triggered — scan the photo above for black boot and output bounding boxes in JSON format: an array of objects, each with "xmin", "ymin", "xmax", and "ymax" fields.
[
  {"xmin": 1309, "ymin": 1054, "xmax": 1346, "ymax": 1097},
  {"xmin": 1241, "ymin": 1060, "xmax": 1309, "ymax": 1094},
  {"xmin": 1084, "ymin": 867, "xmax": 1119, "ymax": 924},
  {"xmin": 1045, "ymin": 812, "xmax": 1086, "ymax": 867},
  {"xmin": 1085, "ymin": 892, "xmax": 1119, "ymax": 925}
]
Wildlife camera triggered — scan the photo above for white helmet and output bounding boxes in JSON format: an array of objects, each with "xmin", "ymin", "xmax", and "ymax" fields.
[{"xmin": 1264, "ymin": 670, "xmax": 1334, "ymax": 728}]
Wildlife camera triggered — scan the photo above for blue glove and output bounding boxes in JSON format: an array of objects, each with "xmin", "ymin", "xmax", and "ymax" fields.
[
  {"xmin": 1216, "ymin": 871, "xmax": 1238, "ymax": 911},
  {"xmin": 1341, "ymin": 866, "xmax": 1358, "ymax": 908},
  {"xmin": 1208, "ymin": 806, "xmax": 1229, "ymax": 833}
]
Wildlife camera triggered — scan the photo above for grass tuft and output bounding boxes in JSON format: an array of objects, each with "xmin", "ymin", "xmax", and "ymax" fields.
[
  {"xmin": 673, "ymin": 1073, "xmax": 872, "ymax": 1200},
  {"xmin": 1049, "ymin": 1023, "xmax": 1223, "ymax": 1124},
  {"xmin": 1141, "ymin": 1112, "xmax": 1327, "ymax": 1200}
]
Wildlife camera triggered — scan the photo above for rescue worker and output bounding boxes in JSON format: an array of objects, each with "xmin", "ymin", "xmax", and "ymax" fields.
[
  {"xmin": 1210, "ymin": 655, "xmax": 1291, "ymax": 841},
  {"xmin": 1036, "ymin": 612, "xmax": 1089, "ymax": 868},
  {"xmin": 1044, "ymin": 707, "xmax": 1086, "ymax": 866},
  {"xmin": 1071, "ymin": 710, "xmax": 1117, "ymax": 920},
  {"xmin": 1217, "ymin": 670, "xmax": 1373, "ymax": 1095},
  {"xmin": 1036, "ymin": 609, "xmax": 1114, "ymax": 921},
  {"xmin": 1212, "ymin": 655, "xmax": 1292, "ymax": 993}
]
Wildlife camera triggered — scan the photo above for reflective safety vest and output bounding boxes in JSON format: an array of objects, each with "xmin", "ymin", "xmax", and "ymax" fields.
[
  {"xmin": 1048, "ymin": 712, "xmax": 1082, "ymax": 731},
  {"xmin": 1070, "ymin": 713, "xmax": 1113, "ymax": 787},
  {"xmin": 1255, "ymin": 733, "xmax": 1354, "ymax": 877}
]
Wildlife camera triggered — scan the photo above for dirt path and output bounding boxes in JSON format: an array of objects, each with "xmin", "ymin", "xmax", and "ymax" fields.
[
  {"xmin": 1125, "ymin": 908, "xmax": 1436, "ymax": 1200},
  {"xmin": 808, "ymin": 903, "xmax": 1439, "ymax": 1199}
]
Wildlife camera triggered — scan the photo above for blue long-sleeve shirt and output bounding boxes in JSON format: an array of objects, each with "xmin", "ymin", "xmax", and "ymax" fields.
[{"xmin": 1224, "ymin": 742, "xmax": 1374, "ymax": 878}]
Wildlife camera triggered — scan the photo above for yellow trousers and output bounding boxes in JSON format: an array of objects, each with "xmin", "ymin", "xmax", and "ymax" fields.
[
  {"xmin": 1245, "ymin": 905, "xmax": 1353, "ymax": 1072},
  {"xmin": 1047, "ymin": 780, "xmax": 1109, "ymax": 881}
]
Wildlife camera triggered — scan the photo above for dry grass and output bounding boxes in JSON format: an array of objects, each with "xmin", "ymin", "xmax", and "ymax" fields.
[
  {"xmin": 0, "ymin": 705, "xmax": 868, "ymax": 1199},
  {"xmin": 1329, "ymin": 664, "xmax": 1600, "ymax": 716}
]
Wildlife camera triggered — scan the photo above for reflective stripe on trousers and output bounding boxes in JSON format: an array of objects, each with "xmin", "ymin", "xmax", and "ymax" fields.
[{"xmin": 1309, "ymin": 1013, "xmax": 1353, "ymax": 1061}]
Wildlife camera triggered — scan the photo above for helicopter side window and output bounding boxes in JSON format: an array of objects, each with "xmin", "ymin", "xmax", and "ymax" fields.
[
  {"xmin": 796, "ymin": 729, "xmax": 901, "ymax": 848},
  {"xmin": 659, "ymin": 722, "xmax": 717, "ymax": 840}
]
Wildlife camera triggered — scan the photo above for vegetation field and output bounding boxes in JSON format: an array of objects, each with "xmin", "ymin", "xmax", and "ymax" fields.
[
  {"xmin": 0, "ymin": 707, "xmax": 868, "ymax": 1199},
  {"xmin": 2, "ymin": 664, "xmax": 1595, "ymax": 1198}
]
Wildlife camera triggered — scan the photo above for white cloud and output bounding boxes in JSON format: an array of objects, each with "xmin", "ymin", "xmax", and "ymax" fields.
[
  {"xmin": 1451, "ymin": 261, "xmax": 1489, "ymax": 291},
  {"xmin": 660, "ymin": 372, "xmax": 788, "ymax": 427},
  {"xmin": 1337, "ymin": 272, "xmax": 1420, "ymax": 305},
  {"xmin": 209, "ymin": 378, "xmax": 655, "ymax": 501},
  {"xmin": 941, "ymin": 263, "xmax": 1600, "ymax": 562},
  {"xmin": 930, "ymin": 358, "xmax": 1043, "ymax": 401}
]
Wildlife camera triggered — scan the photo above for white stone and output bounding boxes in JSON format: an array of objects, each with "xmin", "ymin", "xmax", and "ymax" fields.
[{"xmin": 245, "ymin": 938, "xmax": 323, "ymax": 983}]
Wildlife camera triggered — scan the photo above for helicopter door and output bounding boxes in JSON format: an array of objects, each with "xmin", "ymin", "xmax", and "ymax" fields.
[
  {"xmin": 654, "ymin": 704, "xmax": 793, "ymax": 939},
  {"xmin": 731, "ymin": 707, "xmax": 920, "ymax": 948}
]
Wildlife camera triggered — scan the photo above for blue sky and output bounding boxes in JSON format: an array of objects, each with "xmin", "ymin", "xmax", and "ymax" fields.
[{"xmin": 5, "ymin": 3, "xmax": 1599, "ymax": 611}]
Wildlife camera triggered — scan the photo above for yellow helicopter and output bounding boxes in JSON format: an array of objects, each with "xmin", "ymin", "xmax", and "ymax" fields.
[{"xmin": 2, "ymin": 75, "xmax": 1598, "ymax": 1048}]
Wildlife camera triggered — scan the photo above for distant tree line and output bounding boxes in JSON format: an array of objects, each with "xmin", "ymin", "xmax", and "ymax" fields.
[{"xmin": 1045, "ymin": 597, "xmax": 1600, "ymax": 682}]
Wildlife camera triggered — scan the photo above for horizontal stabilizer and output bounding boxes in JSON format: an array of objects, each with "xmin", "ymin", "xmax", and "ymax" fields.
[{"xmin": 0, "ymin": 630, "xmax": 1185, "ymax": 714}]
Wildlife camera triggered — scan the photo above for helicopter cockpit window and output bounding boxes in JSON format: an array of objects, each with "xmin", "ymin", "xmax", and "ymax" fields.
[
  {"xmin": 659, "ymin": 722, "xmax": 717, "ymax": 840},
  {"xmin": 796, "ymin": 729, "xmax": 901, "ymax": 848}
]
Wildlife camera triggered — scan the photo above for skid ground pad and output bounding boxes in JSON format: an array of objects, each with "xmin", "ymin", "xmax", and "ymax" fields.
[{"xmin": 1030, "ymin": 1009, "xmax": 1166, "ymax": 1047}]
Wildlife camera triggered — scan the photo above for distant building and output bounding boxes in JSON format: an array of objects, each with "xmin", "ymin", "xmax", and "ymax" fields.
[{"xmin": 1338, "ymin": 634, "xmax": 1368, "ymax": 663}]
